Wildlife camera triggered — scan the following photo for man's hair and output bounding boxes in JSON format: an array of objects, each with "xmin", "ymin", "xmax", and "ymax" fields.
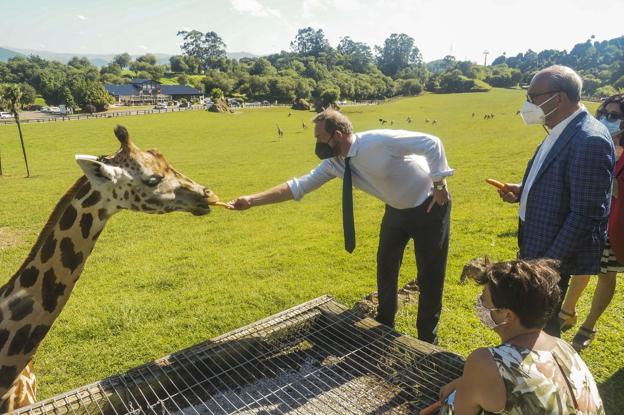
[
  {"xmin": 596, "ymin": 93, "xmax": 624, "ymax": 118},
  {"xmin": 474, "ymin": 258, "xmax": 561, "ymax": 329},
  {"xmin": 537, "ymin": 65, "xmax": 583, "ymax": 103},
  {"xmin": 313, "ymin": 109, "xmax": 353, "ymax": 135}
]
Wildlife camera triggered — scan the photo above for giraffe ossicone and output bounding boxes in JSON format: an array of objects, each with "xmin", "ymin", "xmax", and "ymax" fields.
[{"xmin": 0, "ymin": 125, "xmax": 219, "ymax": 412}]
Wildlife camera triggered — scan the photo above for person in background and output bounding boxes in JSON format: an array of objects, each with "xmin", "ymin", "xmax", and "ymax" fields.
[
  {"xmin": 497, "ymin": 65, "xmax": 615, "ymax": 338},
  {"xmin": 438, "ymin": 259, "xmax": 604, "ymax": 415},
  {"xmin": 558, "ymin": 93, "xmax": 624, "ymax": 351}
]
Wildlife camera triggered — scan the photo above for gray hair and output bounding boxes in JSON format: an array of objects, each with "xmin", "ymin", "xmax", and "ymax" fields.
[
  {"xmin": 312, "ymin": 109, "xmax": 353, "ymax": 135},
  {"xmin": 536, "ymin": 65, "xmax": 583, "ymax": 103}
]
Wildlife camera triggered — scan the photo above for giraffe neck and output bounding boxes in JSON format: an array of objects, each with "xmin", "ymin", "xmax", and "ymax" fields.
[{"xmin": 0, "ymin": 176, "xmax": 116, "ymax": 398}]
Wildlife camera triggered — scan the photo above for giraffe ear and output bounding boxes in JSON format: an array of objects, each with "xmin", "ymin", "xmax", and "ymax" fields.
[{"xmin": 75, "ymin": 155, "xmax": 125, "ymax": 185}]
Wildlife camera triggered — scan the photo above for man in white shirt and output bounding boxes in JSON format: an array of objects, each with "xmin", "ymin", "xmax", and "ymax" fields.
[{"xmin": 229, "ymin": 109, "xmax": 454, "ymax": 344}]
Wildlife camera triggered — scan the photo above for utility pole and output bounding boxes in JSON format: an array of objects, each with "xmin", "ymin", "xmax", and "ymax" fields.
[{"xmin": 483, "ymin": 50, "xmax": 490, "ymax": 68}]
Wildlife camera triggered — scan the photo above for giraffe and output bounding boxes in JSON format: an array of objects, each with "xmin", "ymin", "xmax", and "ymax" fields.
[{"xmin": 0, "ymin": 125, "xmax": 220, "ymax": 412}]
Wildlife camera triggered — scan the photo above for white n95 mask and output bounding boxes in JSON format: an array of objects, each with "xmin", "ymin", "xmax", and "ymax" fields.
[{"xmin": 519, "ymin": 93, "xmax": 559, "ymax": 125}]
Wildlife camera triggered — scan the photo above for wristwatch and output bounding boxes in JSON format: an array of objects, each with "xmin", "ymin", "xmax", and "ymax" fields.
[{"xmin": 434, "ymin": 182, "xmax": 447, "ymax": 191}]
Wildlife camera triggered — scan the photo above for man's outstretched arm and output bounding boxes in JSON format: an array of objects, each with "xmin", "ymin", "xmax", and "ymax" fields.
[{"xmin": 229, "ymin": 182, "xmax": 294, "ymax": 210}]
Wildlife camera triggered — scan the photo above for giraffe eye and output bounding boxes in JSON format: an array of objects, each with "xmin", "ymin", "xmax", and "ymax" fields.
[{"xmin": 143, "ymin": 175, "xmax": 163, "ymax": 187}]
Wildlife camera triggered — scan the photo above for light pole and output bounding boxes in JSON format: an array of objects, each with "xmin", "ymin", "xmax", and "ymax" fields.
[{"xmin": 483, "ymin": 50, "xmax": 490, "ymax": 68}]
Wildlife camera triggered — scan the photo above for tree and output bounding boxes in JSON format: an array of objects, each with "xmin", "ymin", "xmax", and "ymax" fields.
[
  {"xmin": 337, "ymin": 37, "xmax": 373, "ymax": 73},
  {"xmin": 375, "ymin": 33, "xmax": 423, "ymax": 78},
  {"xmin": 290, "ymin": 27, "xmax": 330, "ymax": 57},
  {"xmin": 177, "ymin": 30, "xmax": 227, "ymax": 71},
  {"xmin": 250, "ymin": 58, "xmax": 276, "ymax": 76},
  {"xmin": 137, "ymin": 54, "xmax": 157, "ymax": 66},
  {"xmin": 170, "ymin": 55, "xmax": 190, "ymax": 73},
  {"xmin": 113, "ymin": 53, "xmax": 131, "ymax": 69},
  {"xmin": 18, "ymin": 83, "xmax": 36, "ymax": 108},
  {"xmin": 0, "ymin": 84, "xmax": 30, "ymax": 177}
]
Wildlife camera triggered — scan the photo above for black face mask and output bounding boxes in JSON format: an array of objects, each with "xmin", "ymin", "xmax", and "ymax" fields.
[{"xmin": 315, "ymin": 142, "xmax": 337, "ymax": 159}]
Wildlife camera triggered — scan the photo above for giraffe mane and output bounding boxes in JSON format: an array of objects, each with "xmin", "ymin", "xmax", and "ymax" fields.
[{"xmin": 8, "ymin": 175, "xmax": 89, "ymax": 280}]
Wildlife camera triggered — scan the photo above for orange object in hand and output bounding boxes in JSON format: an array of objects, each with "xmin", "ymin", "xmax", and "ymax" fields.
[
  {"xmin": 419, "ymin": 401, "xmax": 442, "ymax": 415},
  {"xmin": 486, "ymin": 178, "xmax": 509, "ymax": 192}
]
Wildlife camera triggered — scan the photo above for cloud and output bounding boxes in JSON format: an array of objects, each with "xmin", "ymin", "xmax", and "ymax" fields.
[
  {"xmin": 138, "ymin": 45, "xmax": 150, "ymax": 50},
  {"xmin": 229, "ymin": 0, "xmax": 281, "ymax": 17},
  {"xmin": 76, "ymin": 15, "xmax": 87, "ymax": 20}
]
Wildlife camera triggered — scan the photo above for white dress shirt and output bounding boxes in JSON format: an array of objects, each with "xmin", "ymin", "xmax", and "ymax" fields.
[
  {"xmin": 519, "ymin": 106, "xmax": 585, "ymax": 220},
  {"xmin": 287, "ymin": 129, "xmax": 454, "ymax": 209}
]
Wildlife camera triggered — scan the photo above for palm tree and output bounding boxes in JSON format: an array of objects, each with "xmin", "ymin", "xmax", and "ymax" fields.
[{"xmin": 1, "ymin": 84, "xmax": 30, "ymax": 177}]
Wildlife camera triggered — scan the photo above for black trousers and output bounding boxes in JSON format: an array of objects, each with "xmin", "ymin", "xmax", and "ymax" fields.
[{"xmin": 375, "ymin": 197, "xmax": 451, "ymax": 344}]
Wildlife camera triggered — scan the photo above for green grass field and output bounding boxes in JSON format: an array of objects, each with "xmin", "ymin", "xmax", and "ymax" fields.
[{"xmin": 0, "ymin": 89, "xmax": 622, "ymax": 413}]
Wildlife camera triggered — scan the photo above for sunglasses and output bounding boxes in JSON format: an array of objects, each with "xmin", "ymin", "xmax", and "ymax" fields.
[{"xmin": 600, "ymin": 112, "xmax": 624, "ymax": 122}]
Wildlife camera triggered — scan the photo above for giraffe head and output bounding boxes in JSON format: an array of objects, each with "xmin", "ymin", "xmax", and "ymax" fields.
[{"xmin": 75, "ymin": 125, "xmax": 219, "ymax": 216}]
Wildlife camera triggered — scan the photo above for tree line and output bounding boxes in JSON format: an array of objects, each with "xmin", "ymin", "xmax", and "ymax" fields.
[{"xmin": 1, "ymin": 29, "xmax": 623, "ymax": 112}]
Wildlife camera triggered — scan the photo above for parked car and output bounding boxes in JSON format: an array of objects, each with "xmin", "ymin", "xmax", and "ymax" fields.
[
  {"xmin": 0, "ymin": 112, "xmax": 13, "ymax": 119},
  {"xmin": 154, "ymin": 103, "xmax": 167, "ymax": 110},
  {"xmin": 48, "ymin": 106, "xmax": 61, "ymax": 115}
]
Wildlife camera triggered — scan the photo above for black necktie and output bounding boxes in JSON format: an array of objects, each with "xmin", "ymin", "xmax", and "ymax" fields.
[{"xmin": 343, "ymin": 157, "xmax": 356, "ymax": 253}]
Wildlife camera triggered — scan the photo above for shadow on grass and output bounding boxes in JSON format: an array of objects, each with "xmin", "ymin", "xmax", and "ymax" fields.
[
  {"xmin": 497, "ymin": 229, "xmax": 518, "ymax": 238},
  {"xmin": 599, "ymin": 367, "xmax": 623, "ymax": 414}
]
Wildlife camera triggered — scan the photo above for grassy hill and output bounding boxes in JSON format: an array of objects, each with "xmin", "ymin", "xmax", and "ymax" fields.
[{"xmin": 0, "ymin": 89, "xmax": 621, "ymax": 412}]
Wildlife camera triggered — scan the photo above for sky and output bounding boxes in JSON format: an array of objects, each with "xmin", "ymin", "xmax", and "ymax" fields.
[{"xmin": 1, "ymin": 0, "xmax": 623, "ymax": 63}]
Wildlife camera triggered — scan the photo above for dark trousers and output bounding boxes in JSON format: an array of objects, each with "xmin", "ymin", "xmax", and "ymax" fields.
[
  {"xmin": 543, "ymin": 273, "xmax": 570, "ymax": 338},
  {"xmin": 518, "ymin": 219, "xmax": 570, "ymax": 338},
  {"xmin": 375, "ymin": 197, "xmax": 451, "ymax": 344}
]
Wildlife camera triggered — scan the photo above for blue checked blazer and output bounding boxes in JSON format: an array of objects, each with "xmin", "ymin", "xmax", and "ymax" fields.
[{"xmin": 518, "ymin": 110, "xmax": 615, "ymax": 275}]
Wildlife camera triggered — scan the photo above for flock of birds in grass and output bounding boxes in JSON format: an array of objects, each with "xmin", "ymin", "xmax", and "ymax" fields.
[{"xmin": 272, "ymin": 110, "xmax": 515, "ymax": 138}]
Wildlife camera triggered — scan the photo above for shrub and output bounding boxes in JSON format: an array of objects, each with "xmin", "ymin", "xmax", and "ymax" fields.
[{"xmin": 292, "ymin": 98, "xmax": 312, "ymax": 110}]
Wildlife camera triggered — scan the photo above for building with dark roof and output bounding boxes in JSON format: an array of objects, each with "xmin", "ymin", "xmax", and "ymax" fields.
[{"xmin": 104, "ymin": 79, "xmax": 203, "ymax": 105}]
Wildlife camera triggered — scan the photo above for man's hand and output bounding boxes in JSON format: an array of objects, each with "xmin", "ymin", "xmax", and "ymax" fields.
[
  {"xmin": 228, "ymin": 196, "xmax": 253, "ymax": 210},
  {"xmin": 427, "ymin": 182, "xmax": 450, "ymax": 213},
  {"xmin": 498, "ymin": 183, "xmax": 521, "ymax": 203}
]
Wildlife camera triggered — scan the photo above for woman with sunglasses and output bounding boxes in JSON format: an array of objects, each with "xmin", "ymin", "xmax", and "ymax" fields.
[
  {"xmin": 558, "ymin": 93, "xmax": 624, "ymax": 351},
  {"xmin": 438, "ymin": 259, "xmax": 603, "ymax": 414}
]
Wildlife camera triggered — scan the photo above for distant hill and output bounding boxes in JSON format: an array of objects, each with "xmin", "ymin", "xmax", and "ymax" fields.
[
  {"xmin": 0, "ymin": 47, "xmax": 23, "ymax": 61},
  {"xmin": 0, "ymin": 47, "xmax": 258, "ymax": 66}
]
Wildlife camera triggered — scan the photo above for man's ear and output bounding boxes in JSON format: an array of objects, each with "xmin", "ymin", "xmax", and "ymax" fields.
[{"xmin": 75, "ymin": 155, "xmax": 125, "ymax": 185}]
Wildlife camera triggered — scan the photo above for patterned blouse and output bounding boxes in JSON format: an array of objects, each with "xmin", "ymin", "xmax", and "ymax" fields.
[{"xmin": 442, "ymin": 338, "xmax": 604, "ymax": 415}]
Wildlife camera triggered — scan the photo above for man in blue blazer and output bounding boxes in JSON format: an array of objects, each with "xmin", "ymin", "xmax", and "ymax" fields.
[{"xmin": 499, "ymin": 65, "xmax": 615, "ymax": 337}]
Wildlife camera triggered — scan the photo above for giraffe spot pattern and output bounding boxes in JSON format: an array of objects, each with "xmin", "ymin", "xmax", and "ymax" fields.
[
  {"xmin": 80, "ymin": 213, "xmax": 93, "ymax": 239},
  {"xmin": 19, "ymin": 267, "xmax": 39, "ymax": 288},
  {"xmin": 60, "ymin": 238, "xmax": 83, "ymax": 273},
  {"xmin": 75, "ymin": 181, "xmax": 91, "ymax": 200},
  {"xmin": 8, "ymin": 324, "xmax": 31, "ymax": 356},
  {"xmin": 98, "ymin": 208, "xmax": 108, "ymax": 221},
  {"xmin": 42, "ymin": 269, "xmax": 66, "ymax": 312},
  {"xmin": 23, "ymin": 325, "xmax": 50, "ymax": 354},
  {"xmin": 0, "ymin": 330, "xmax": 9, "ymax": 352},
  {"xmin": 82, "ymin": 191, "xmax": 101, "ymax": 208},
  {"xmin": 92, "ymin": 229, "xmax": 102, "ymax": 241},
  {"xmin": 123, "ymin": 190, "xmax": 129, "ymax": 200},
  {"xmin": 0, "ymin": 280, "xmax": 15, "ymax": 298},
  {"xmin": 59, "ymin": 204, "xmax": 78, "ymax": 230},
  {"xmin": 8, "ymin": 297, "xmax": 34, "ymax": 322},
  {"xmin": 145, "ymin": 197, "xmax": 163, "ymax": 206},
  {"xmin": 0, "ymin": 365, "xmax": 17, "ymax": 388},
  {"xmin": 40, "ymin": 233, "xmax": 57, "ymax": 264}
]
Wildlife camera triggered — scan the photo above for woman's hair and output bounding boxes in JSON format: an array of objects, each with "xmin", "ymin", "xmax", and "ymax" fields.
[
  {"xmin": 474, "ymin": 258, "xmax": 561, "ymax": 329},
  {"xmin": 596, "ymin": 93, "xmax": 624, "ymax": 118}
]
